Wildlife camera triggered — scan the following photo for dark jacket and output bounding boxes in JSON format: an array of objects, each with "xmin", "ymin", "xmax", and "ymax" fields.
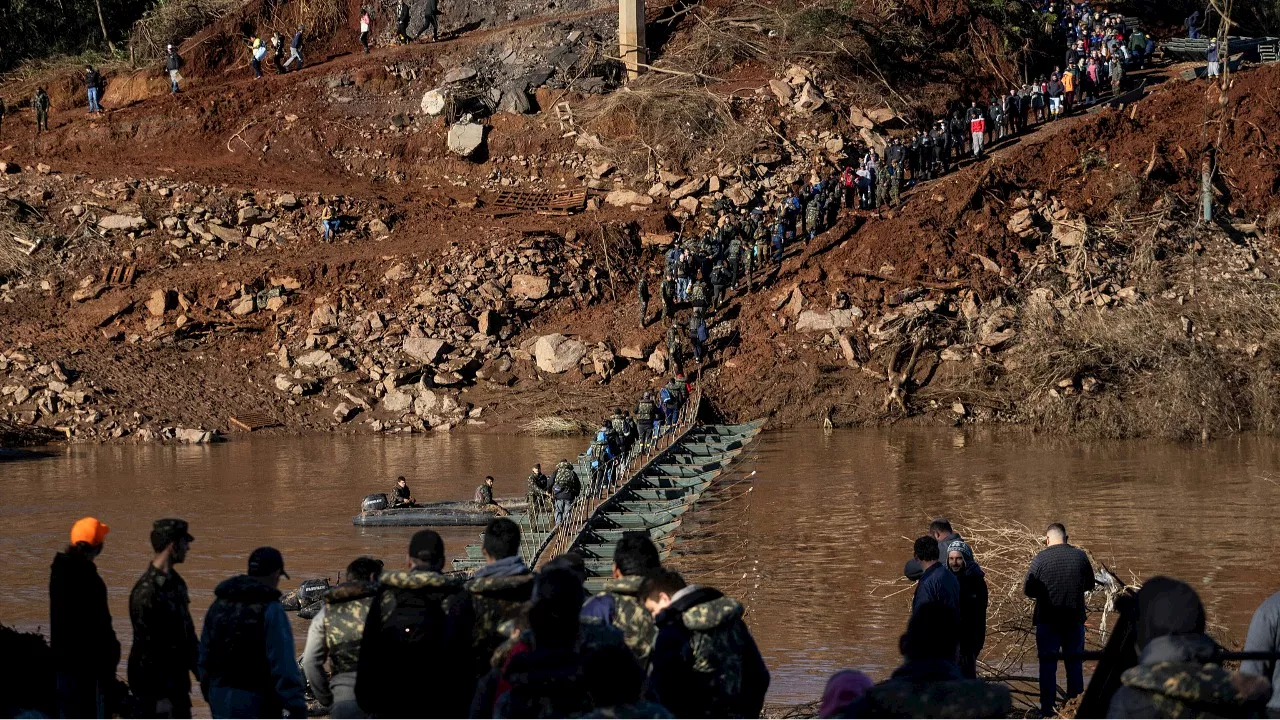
[
  {"xmin": 955, "ymin": 568, "xmax": 989, "ymax": 655},
  {"xmin": 198, "ymin": 575, "xmax": 306, "ymax": 718},
  {"xmin": 49, "ymin": 550, "xmax": 120, "ymax": 681},
  {"xmin": 1024, "ymin": 543, "xmax": 1095, "ymax": 627},
  {"xmin": 423, "ymin": 0, "xmax": 438, "ymax": 16},
  {"xmin": 165, "ymin": 52, "xmax": 183, "ymax": 72},
  {"xmin": 493, "ymin": 647, "xmax": 592, "ymax": 718},
  {"xmin": 128, "ymin": 565, "xmax": 198, "ymax": 701},
  {"xmin": 911, "ymin": 563, "xmax": 960, "ymax": 618},
  {"xmin": 840, "ymin": 658, "xmax": 1012, "ymax": 718},
  {"xmin": 647, "ymin": 586, "xmax": 769, "ymax": 718},
  {"xmin": 291, "ymin": 31, "xmax": 303, "ymax": 49},
  {"xmin": 445, "ymin": 570, "xmax": 535, "ymax": 716},
  {"xmin": 1108, "ymin": 634, "xmax": 1271, "ymax": 718},
  {"xmin": 356, "ymin": 568, "xmax": 463, "ymax": 717}
]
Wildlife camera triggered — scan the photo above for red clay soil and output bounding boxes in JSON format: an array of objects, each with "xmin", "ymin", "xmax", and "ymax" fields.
[{"xmin": 2, "ymin": 10, "xmax": 1277, "ymax": 440}]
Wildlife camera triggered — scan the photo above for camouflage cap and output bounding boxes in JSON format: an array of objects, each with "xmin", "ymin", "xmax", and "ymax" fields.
[{"xmin": 150, "ymin": 518, "xmax": 194, "ymax": 552}]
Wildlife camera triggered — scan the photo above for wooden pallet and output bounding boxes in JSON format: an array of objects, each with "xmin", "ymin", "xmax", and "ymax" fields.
[
  {"xmin": 229, "ymin": 411, "xmax": 281, "ymax": 431},
  {"xmin": 103, "ymin": 264, "xmax": 137, "ymax": 285},
  {"xmin": 492, "ymin": 189, "xmax": 587, "ymax": 215}
]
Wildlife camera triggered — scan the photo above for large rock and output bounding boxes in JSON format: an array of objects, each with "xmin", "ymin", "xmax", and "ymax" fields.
[
  {"xmin": 98, "ymin": 215, "xmax": 148, "ymax": 232},
  {"xmin": 146, "ymin": 289, "xmax": 175, "ymax": 317},
  {"xmin": 511, "ymin": 274, "xmax": 551, "ymax": 300},
  {"xmin": 442, "ymin": 66, "xmax": 477, "ymax": 83},
  {"xmin": 477, "ymin": 309, "xmax": 502, "ymax": 336},
  {"xmin": 670, "ymin": 177, "xmax": 707, "ymax": 201},
  {"xmin": 796, "ymin": 310, "xmax": 835, "ymax": 332},
  {"xmin": 605, "ymin": 189, "xmax": 652, "ymax": 207},
  {"xmin": 794, "ymin": 82, "xmax": 825, "ymax": 114},
  {"xmin": 381, "ymin": 389, "xmax": 414, "ymax": 412},
  {"xmin": 447, "ymin": 122, "xmax": 485, "ymax": 157},
  {"xmin": 768, "ymin": 79, "xmax": 794, "ymax": 104},
  {"xmin": 207, "ymin": 224, "xmax": 245, "ymax": 244},
  {"xmin": 333, "ymin": 402, "xmax": 358, "ymax": 422},
  {"xmin": 647, "ymin": 348, "xmax": 668, "ymax": 374},
  {"xmin": 421, "ymin": 88, "xmax": 446, "ymax": 115},
  {"xmin": 724, "ymin": 184, "xmax": 754, "ymax": 207},
  {"xmin": 174, "ymin": 428, "xmax": 215, "ymax": 444},
  {"xmin": 402, "ymin": 337, "xmax": 447, "ymax": 363},
  {"xmin": 534, "ymin": 334, "xmax": 588, "ymax": 374},
  {"xmin": 591, "ymin": 345, "xmax": 616, "ymax": 378}
]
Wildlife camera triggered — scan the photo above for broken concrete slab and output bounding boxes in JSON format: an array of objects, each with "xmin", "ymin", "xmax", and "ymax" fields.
[{"xmin": 447, "ymin": 122, "xmax": 485, "ymax": 157}]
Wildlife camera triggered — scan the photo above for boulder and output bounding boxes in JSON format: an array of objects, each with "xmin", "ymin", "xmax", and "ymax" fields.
[
  {"xmin": 442, "ymin": 66, "xmax": 477, "ymax": 83},
  {"xmin": 229, "ymin": 296, "xmax": 256, "ymax": 315},
  {"xmin": 236, "ymin": 207, "xmax": 263, "ymax": 226},
  {"xmin": 477, "ymin": 309, "xmax": 502, "ymax": 336},
  {"xmin": 333, "ymin": 402, "xmax": 358, "ymax": 422},
  {"xmin": 146, "ymin": 289, "xmax": 175, "ymax": 317},
  {"xmin": 794, "ymin": 82, "xmax": 825, "ymax": 114},
  {"xmin": 829, "ymin": 307, "xmax": 863, "ymax": 328},
  {"xmin": 647, "ymin": 348, "xmax": 668, "ymax": 374},
  {"xmin": 534, "ymin": 334, "xmax": 588, "ymax": 374},
  {"xmin": 768, "ymin": 79, "xmax": 794, "ymax": 104},
  {"xmin": 207, "ymin": 224, "xmax": 245, "ymax": 244},
  {"xmin": 384, "ymin": 262, "xmax": 413, "ymax": 281},
  {"xmin": 670, "ymin": 177, "xmax": 707, "ymax": 201},
  {"xmin": 619, "ymin": 344, "xmax": 651, "ymax": 359},
  {"xmin": 276, "ymin": 194, "xmax": 299, "ymax": 209},
  {"xmin": 310, "ymin": 302, "xmax": 338, "ymax": 329},
  {"xmin": 433, "ymin": 371, "xmax": 463, "ymax": 386},
  {"xmin": 381, "ymin": 389, "xmax": 414, "ymax": 412},
  {"xmin": 511, "ymin": 274, "xmax": 551, "ymax": 300},
  {"xmin": 677, "ymin": 197, "xmax": 700, "ymax": 214},
  {"xmin": 867, "ymin": 107, "xmax": 898, "ymax": 125},
  {"xmin": 421, "ymin": 88, "xmax": 446, "ymax": 115},
  {"xmin": 641, "ymin": 233, "xmax": 675, "ymax": 248},
  {"xmin": 724, "ymin": 184, "xmax": 753, "ymax": 207},
  {"xmin": 414, "ymin": 390, "xmax": 439, "ymax": 416},
  {"xmin": 849, "ymin": 107, "xmax": 875, "ymax": 129},
  {"xmin": 447, "ymin": 122, "xmax": 485, "ymax": 157},
  {"xmin": 369, "ymin": 218, "xmax": 390, "ymax": 236},
  {"xmin": 591, "ymin": 345, "xmax": 616, "ymax": 379},
  {"xmin": 297, "ymin": 349, "xmax": 334, "ymax": 367},
  {"xmin": 605, "ymin": 189, "xmax": 652, "ymax": 207},
  {"xmin": 402, "ymin": 337, "xmax": 447, "ymax": 363},
  {"xmin": 1007, "ymin": 208, "xmax": 1035, "ymax": 234},
  {"xmin": 98, "ymin": 215, "xmax": 148, "ymax": 232},
  {"xmin": 174, "ymin": 428, "xmax": 215, "ymax": 444},
  {"xmin": 796, "ymin": 310, "xmax": 835, "ymax": 332}
]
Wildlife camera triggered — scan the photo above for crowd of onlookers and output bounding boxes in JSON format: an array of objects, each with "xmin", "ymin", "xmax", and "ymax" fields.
[{"xmin": 27, "ymin": 512, "xmax": 1280, "ymax": 719}]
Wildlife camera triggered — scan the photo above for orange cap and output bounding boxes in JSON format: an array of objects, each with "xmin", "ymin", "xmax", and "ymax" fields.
[{"xmin": 70, "ymin": 517, "xmax": 110, "ymax": 546}]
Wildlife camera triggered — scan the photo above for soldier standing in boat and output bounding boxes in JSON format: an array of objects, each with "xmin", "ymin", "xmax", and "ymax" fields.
[{"xmin": 474, "ymin": 476, "xmax": 509, "ymax": 517}]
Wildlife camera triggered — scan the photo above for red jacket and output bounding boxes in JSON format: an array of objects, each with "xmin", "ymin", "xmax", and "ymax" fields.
[{"xmin": 970, "ymin": 117, "xmax": 985, "ymax": 133}]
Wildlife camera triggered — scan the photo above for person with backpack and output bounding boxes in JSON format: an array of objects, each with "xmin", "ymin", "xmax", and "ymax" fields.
[
  {"xmin": 302, "ymin": 557, "xmax": 384, "ymax": 718},
  {"xmin": 355, "ymin": 531, "xmax": 463, "ymax": 718},
  {"xmin": 444, "ymin": 518, "xmax": 535, "ymax": 716},
  {"xmin": 250, "ymin": 36, "xmax": 267, "ymax": 79},
  {"xmin": 165, "ymin": 45, "xmax": 184, "ymax": 93},
  {"xmin": 641, "ymin": 569, "xmax": 770, "ymax": 718},
  {"xmin": 284, "ymin": 26, "xmax": 305, "ymax": 71},
  {"xmin": 581, "ymin": 532, "xmax": 663, "ymax": 665},
  {"xmin": 198, "ymin": 547, "xmax": 307, "ymax": 718},
  {"xmin": 551, "ymin": 459, "xmax": 580, "ymax": 527},
  {"xmin": 85, "ymin": 65, "xmax": 103, "ymax": 114}
]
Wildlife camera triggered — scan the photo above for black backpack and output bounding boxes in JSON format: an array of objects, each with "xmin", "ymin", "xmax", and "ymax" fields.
[{"xmin": 356, "ymin": 586, "xmax": 452, "ymax": 715}]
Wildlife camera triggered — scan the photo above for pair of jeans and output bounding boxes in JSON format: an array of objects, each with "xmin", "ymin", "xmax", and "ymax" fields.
[
  {"xmin": 287, "ymin": 47, "xmax": 303, "ymax": 69},
  {"xmin": 169, "ymin": 69, "xmax": 180, "ymax": 93},
  {"xmin": 553, "ymin": 499, "xmax": 572, "ymax": 527},
  {"xmin": 88, "ymin": 86, "xmax": 101, "ymax": 113},
  {"xmin": 1036, "ymin": 621, "xmax": 1085, "ymax": 717}
]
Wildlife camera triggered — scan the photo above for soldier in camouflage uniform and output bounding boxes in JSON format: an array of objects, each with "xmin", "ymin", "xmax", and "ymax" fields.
[
  {"xmin": 526, "ymin": 463, "xmax": 552, "ymax": 519},
  {"xmin": 640, "ymin": 569, "xmax": 770, "ymax": 718},
  {"xmin": 840, "ymin": 601, "xmax": 1011, "ymax": 717},
  {"xmin": 1107, "ymin": 577, "xmax": 1271, "ymax": 718},
  {"xmin": 473, "ymin": 475, "xmax": 509, "ymax": 516},
  {"xmin": 355, "ymin": 529, "xmax": 464, "ymax": 717},
  {"xmin": 666, "ymin": 323, "xmax": 685, "ymax": 376},
  {"xmin": 660, "ymin": 272, "xmax": 676, "ymax": 322},
  {"xmin": 581, "ymin": 532, "xmax": 663, "ymax": 666},
  {"xmin": 444, "ymin": 518, "xmax": 535, "ymax": 715},
  {"xmin": 875, "ymin": 162, "xmax": 890, "ymax": 210},
  {"xmin": 128, "ymin": 519, "xmax": 198, "ymax": 718},
  {"xmin": 301, "ymin": 556, "xmax": 383, "ymax": 718}
]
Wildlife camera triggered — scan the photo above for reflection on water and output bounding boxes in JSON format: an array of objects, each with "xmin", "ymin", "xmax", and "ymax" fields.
[{"xmin": 2, "ymin": 429, "xmax": 1279, "ymax": 706}]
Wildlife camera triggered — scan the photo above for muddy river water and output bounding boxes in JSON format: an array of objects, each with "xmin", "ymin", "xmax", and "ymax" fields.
[{"xmin": 2, "ymin": 429, "xmax": 1279, "ymax": 707}]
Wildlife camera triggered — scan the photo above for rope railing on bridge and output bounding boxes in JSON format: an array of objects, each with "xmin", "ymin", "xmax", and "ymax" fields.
[{"xmin": 524, "ymin": 385, "xmax": 703, "ymax": 568}]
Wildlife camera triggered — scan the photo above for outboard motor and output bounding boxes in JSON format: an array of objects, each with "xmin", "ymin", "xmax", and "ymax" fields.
[
  {"xmin": 296, "ymin": 578, "xmax": 331, "ymax": 606},
  {"xmin": 362, "ymin": 492, "xmax": 389, "ymax": 512}
]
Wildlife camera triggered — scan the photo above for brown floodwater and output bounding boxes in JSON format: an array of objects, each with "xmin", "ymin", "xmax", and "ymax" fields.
[{"xmin": 2, "ymin": 429, "xmax": 1279, "ymax": 708}]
